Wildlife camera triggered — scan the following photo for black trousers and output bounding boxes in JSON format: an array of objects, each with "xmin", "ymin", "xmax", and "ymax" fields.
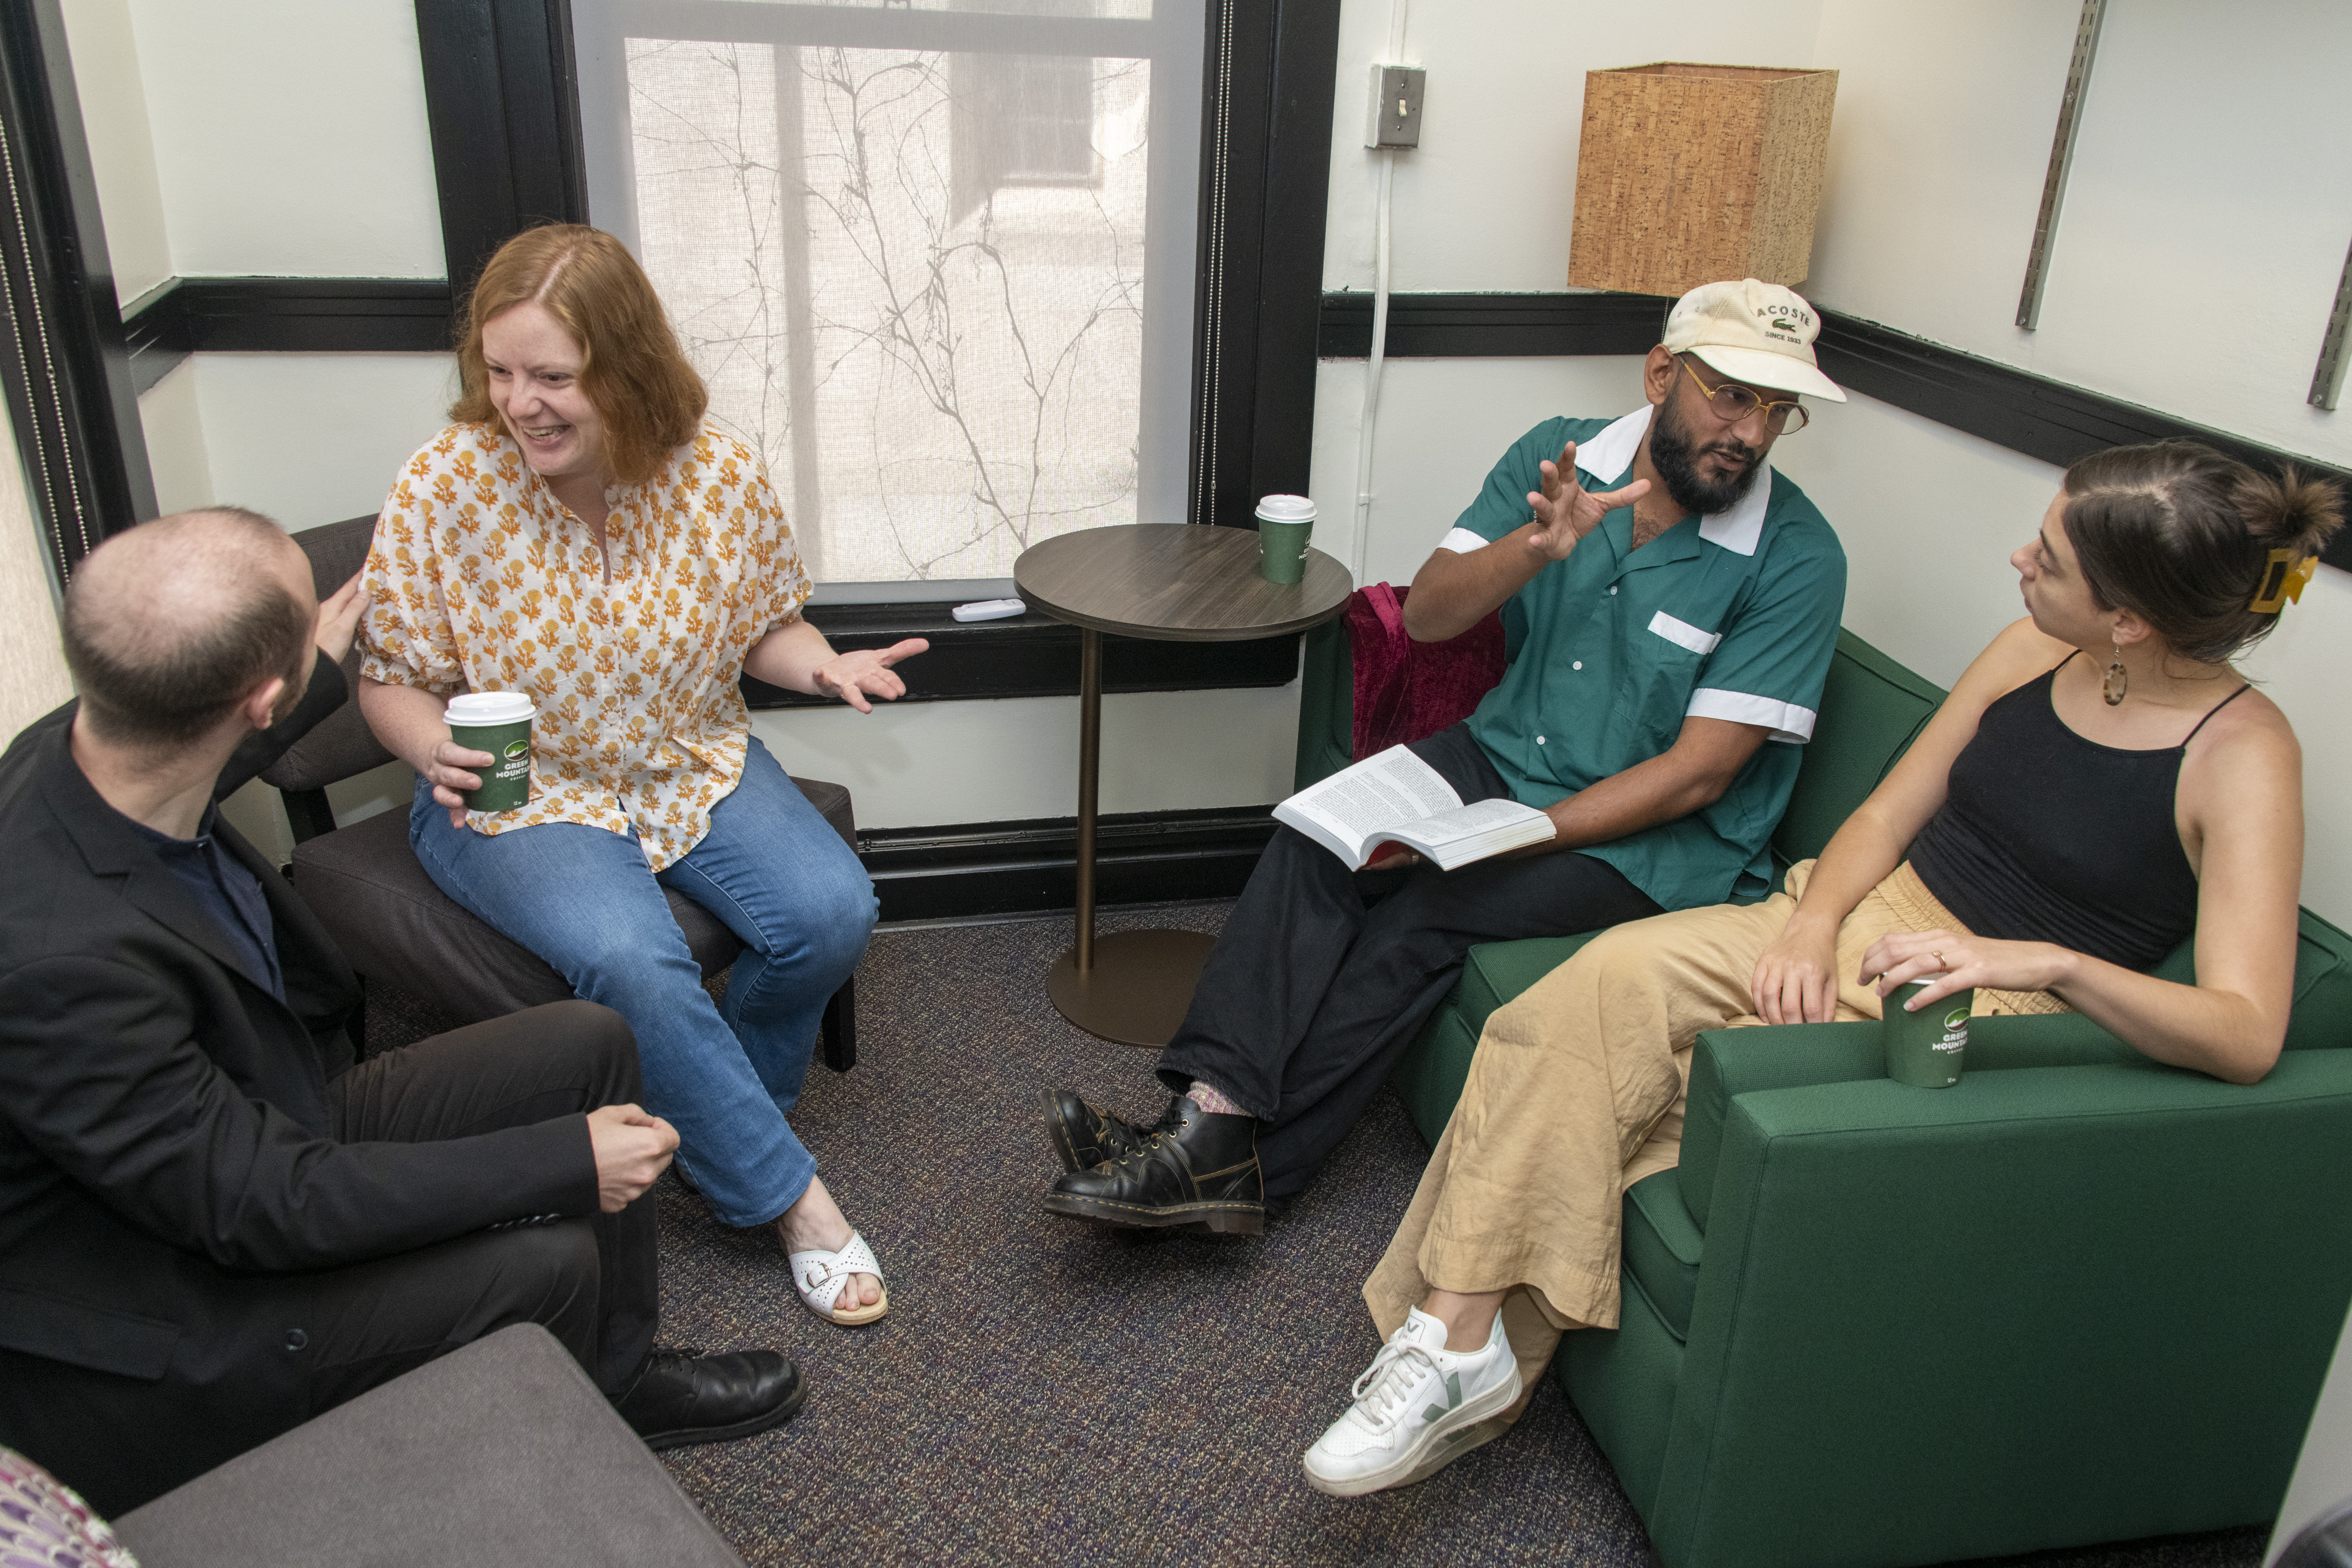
[
  {"xmin": 1157, "ymin": 723, "xmax": 1663, "ymax": 1205},
  {"xmin": 310, "ymin": 1000, "xmax": 659, "ymax": 1409}
]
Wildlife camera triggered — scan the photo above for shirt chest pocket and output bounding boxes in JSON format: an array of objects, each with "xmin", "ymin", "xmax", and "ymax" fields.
[{"xmin": 1604, "ymin": 610, "xmax": 1720, "ymax": 757}]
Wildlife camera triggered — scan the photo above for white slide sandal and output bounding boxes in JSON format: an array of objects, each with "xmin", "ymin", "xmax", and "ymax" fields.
[{"xmin": 788, "ymin": 1230, "xmax": 889, "ymax": 1325}]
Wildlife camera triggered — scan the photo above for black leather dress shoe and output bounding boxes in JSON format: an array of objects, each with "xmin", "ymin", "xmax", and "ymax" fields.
[
  {"xmin": 613, "ymin": 1347, "xmax": 807, "ymax": 1451},
  {"xmin": 1043, "ymin": 1095, "xmax": 1264, "ymax": 1234},
  {"xmin": 1043, "ymin": 1089, "xmax": 1182, "ymax": 1174}
]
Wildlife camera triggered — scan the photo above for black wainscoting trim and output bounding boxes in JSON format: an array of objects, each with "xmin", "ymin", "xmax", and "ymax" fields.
[
  {"xmin": 0, "ymin": 0, "xmax": 157, "ymax": 568},
  {"xmin": 742, "ymin": 602, "xmax": 1299, "ymax": 709},
  {"xmin": 123, "ymin": 278, "xmax": 457, "ymax": 391},
  {"xmin": 861, "ymin": 804, "xmax": 1276, "ymax": 922},
  {"xmin": 413, "ymin": 0, "xmax": 591, "ymax": 302},
  {"xmin": 1319, "ymin": 291, "xmax": 1667, "ymax": 359},
  {"xmin": 1318, "ymin": 290, "xmax": 2352, "ymax": 576}
]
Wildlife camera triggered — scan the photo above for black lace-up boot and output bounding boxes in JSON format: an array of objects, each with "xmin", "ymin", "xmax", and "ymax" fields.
[
  {"xmin": 1042, "ymin": 1095, "xmax": 1263, "ymax": 1234},
  {"xmin": 1042, "ymin": 1089, "xmax": 1184, "ymax": 1174}
]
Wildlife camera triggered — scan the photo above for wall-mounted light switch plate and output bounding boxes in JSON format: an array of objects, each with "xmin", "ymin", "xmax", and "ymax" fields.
[{"xmin": 1365, "ymin": 64, "xmax": 1425, "ymax": 149}]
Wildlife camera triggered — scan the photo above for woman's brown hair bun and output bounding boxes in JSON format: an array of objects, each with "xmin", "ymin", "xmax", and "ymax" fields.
[{"xmin": 2062, "ymin": 441, "xmax": 2344, "ymax": 667}]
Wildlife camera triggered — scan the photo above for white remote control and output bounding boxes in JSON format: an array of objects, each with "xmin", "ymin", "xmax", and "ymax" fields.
[{"xmin": 951, "ymin": 597, "xmax": 1027, "ymax": 622}]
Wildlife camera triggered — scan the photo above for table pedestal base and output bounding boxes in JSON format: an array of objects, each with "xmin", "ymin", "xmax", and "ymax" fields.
[{"xmin": 1046, "ymin": 929, "xmax": 1217, "ymax": 1048}]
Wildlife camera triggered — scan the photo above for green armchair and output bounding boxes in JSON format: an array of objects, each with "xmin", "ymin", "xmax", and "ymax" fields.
[{"xmin": 1297, "ymin": 619, "xmax": 2352, "ymax": 1567}]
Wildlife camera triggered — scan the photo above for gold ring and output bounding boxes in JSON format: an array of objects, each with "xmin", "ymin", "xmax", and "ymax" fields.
[{"xmin": 1932, "ymin": 950, "xmax": 1946, "ymax": 969}]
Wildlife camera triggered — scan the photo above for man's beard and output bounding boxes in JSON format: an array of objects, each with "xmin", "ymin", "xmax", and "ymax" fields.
[{"xmin": 1648, "ymin": 393, "xmax": 1765, "ymax": 517}]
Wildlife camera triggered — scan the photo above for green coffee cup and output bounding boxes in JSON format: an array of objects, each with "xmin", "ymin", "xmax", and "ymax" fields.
[
  {"xmin": 1884, "ymin": 977, "xmax": 1972, "ymax": 1088},
  {"xmin": 444, "ymin": 692, "xmax": 536, "ymax": 813},
  {"xmin": 1256, "ymin": 494, "xmax": 1316, "ymax": 585}
]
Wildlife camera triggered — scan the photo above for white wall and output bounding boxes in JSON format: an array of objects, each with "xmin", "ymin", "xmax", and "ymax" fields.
[
  {"xmin": 1808, "ymin": 0, "xmax": 2352, "ymax": 466},
  {"xmin": 57, "ymin": 0, "xmax": 171, "ymax": 305},
  {"xmin": 176, "ymin": 353, "xmax": 456, "ymax": 529},
  {"xmin": 750, "ymin": 684, "xmax": 1301, "ymax": 830},
  {"xmin": 123, "ymin": 0, "xmax": 443, "ymax": 279},
  {"xmin": 1321, "ymin": 0, "xmax": 1827, "ymax": 293}
]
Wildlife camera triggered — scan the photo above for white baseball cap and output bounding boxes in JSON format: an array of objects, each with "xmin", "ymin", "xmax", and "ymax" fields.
[{"xmin": 1662, "ymin": 279, "xmax": 1846, "ymax": 403}]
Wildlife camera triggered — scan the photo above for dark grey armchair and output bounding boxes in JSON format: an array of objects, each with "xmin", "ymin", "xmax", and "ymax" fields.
[
  {"xmin": 275, "ymin": 515, "xmax": 857, "ymax": 1070},
  {"xmin": 112, "ymin": 1324, "xmax": 747, "ymax": 1567}
]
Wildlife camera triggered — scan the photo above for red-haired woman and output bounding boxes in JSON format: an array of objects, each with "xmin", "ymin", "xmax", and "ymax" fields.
[{"xmin": 358, "ymin": 225, "xmax": 917, "ymax": 1325}]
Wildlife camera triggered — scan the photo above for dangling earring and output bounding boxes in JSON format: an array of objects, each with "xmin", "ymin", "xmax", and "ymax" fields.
[{"xmin": 2102, "ymin": 640, "xmax": 2129, "ymax": 706}]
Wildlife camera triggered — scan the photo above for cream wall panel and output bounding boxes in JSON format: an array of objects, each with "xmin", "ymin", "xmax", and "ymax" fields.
[
  {"xmin": 126, "ymin": 0, "xmax": 443, "ymax": 277},
  {"xmin": 137, "ymin": 357, "xmax": 212, "ymax": 516},
  {"xmin": 750, "ymin": 683, "xmax": 1303, "ymax": 830},
  {"xmin": 187, "ymin": 353, "xmax": 456, "ymax": 531},
  {"xmin": 57, "ymin": 0, "xmax": 171, "ymax": 304}
]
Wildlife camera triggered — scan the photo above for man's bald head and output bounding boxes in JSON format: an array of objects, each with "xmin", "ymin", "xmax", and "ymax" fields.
[{"xmin": 62, "ymin": 508, "xmax": 314, "ymax": 749}]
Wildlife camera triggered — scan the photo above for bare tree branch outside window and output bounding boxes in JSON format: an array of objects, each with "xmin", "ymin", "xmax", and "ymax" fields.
[{"xmin": 626, "ymin": 34, "xmax": 1153, "ymax": 584}]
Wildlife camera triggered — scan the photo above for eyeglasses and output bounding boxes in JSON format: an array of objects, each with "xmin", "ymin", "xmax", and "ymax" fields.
[{"xmin": 1678, "ymin": 357, "xmax": 1809, "ymax": 435}]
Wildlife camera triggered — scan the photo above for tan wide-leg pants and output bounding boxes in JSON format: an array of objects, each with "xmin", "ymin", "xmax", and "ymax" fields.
[{"xmin": 1362, "ymin": 859, "xmax": 2064, "ymax": 1416}]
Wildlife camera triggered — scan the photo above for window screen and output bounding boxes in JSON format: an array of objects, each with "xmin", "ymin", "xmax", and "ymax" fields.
[{"xmin": 572, "ymin": 1, "xmax": 1204, "ymax": 595}]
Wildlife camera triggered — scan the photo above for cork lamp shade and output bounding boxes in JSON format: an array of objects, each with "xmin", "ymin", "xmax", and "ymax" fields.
[{"xmin": 1567, "ymin": 63, "xmax": 1839, "ymax": 300}]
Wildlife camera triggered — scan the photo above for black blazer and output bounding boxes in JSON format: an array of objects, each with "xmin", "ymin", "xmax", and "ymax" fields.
[{"xmin": 0, "ymin": 659, "xmax": 596, "ymax": 1514}]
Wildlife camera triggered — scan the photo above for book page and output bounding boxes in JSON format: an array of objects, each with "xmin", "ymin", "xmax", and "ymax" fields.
[
  {"xmin": 1276, "ymin": 745, "xmax": 1462, "ymax": 864},
  {"xmin": 1385, "ymin": 797, "xmax": 1557, "ymax": 871},
  {"xmin": 1394, "ymin": 796, "xmax": 1545, "ymax": 850}
]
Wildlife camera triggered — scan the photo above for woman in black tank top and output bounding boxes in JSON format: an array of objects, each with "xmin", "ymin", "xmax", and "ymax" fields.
[{"xmin": 1751, "ymin": 442, "xmax": 2336, "ymax": 1085}]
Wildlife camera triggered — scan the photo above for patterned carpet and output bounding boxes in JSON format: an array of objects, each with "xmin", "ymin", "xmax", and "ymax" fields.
[{"xmin": 369, "ymin": 900, "xmax": 2267, "ymax": 1568}]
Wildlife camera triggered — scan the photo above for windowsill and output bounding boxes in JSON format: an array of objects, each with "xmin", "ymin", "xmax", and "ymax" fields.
[{"xmin": 740, "ymin": 601, "xmax": 1301, "ymax": 709}]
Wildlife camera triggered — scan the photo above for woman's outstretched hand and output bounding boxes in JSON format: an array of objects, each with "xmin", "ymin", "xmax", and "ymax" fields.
[
  {"xmin": 812, "ymin": 637, "xmax": 929, "ymax": 713},
  {"xmin": 1860, "ymin": 929, "xmax": 2076, "ymax": 1012},
  {"xmin": 1750, "ymin": 918, "xmax": 1840, "ymax": 1024}
]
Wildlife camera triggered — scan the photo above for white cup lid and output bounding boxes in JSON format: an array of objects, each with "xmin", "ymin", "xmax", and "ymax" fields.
[
  {"xmin": 1255, "ymin": 494, "xmax": 1316, "ymax": 523},
  {"xmin": 445, "ymin": 692, "xmax": 536, "ymax": 725}
]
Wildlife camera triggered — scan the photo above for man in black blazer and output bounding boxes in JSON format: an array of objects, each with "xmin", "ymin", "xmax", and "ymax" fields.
[{"xmin": 0, "ymin": 508, "xmax": 804, "ymax": 1515}]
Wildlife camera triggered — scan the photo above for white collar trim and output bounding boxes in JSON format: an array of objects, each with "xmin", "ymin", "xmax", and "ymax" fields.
[{"xmin": 1572, "ymin": 406, "xmax": 1773, "ymax": 558}]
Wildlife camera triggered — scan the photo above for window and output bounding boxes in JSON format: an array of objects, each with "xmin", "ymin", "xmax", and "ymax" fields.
[{"xmin": 571, "ymin": 0, "xmax": 1204, "ymax": 596}]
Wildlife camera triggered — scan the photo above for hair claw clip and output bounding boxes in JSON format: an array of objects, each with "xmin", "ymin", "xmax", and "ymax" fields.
[{"xmin": 2247, "ymin": 549, "xmax": 2317, "ymax": 613}]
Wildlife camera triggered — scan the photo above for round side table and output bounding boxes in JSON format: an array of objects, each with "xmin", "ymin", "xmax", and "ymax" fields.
[{"xmin": 1013, "ymin": 524, "xmax": 1352, "ymax": 1046}]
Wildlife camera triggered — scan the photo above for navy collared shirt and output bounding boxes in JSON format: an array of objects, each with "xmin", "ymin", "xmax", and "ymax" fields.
[{"xmin": 127, "ymin": 804, "xmax": 283, "ymax": 1001}]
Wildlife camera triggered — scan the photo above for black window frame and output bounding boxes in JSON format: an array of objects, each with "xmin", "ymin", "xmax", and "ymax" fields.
[{"xmin": 404, "ymin": 0, "xmax": 1342, "ymax": 704}]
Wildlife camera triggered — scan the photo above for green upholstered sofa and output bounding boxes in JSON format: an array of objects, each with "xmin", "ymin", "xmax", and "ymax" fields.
[{"xmin": 1294, "ymin": 620, "xmax": 2352, "ymax": 1568}]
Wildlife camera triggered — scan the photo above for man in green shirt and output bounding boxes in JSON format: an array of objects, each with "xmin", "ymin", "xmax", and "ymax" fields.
[{"xmin": 1043, "ymin": 279, "xmax": 1850, "ymax": 1234}]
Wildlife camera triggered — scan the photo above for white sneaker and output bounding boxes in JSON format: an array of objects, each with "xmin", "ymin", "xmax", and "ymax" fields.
[{"xmin": 1302, "ymin": 1307, "xmax": 1521, "ymax": 1497}]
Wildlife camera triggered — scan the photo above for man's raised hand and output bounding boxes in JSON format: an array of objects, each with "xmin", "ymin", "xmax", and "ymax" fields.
[
  {"xmin": 814, "ymin": 636, "xmax": 930, "ymax": 714},
  {"xmin": 1526, "ymin": 441, "xmax": 1650, "ymax": 561}
]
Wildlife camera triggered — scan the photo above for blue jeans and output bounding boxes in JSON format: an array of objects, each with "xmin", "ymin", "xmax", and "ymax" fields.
[{"xmin": 409, "ymin": 736, "xmax": 877, "ymax": 1227}]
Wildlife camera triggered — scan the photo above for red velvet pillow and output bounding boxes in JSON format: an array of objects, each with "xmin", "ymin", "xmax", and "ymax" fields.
[{"xmin": 1344, "ymin": 582, "xmax": 1507, "ymax": 761}]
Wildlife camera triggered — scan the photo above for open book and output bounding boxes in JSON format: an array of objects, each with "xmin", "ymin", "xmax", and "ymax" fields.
[{"xmin": 1273, "ymin": 745, "xmax": 1556, "ymax": 871}]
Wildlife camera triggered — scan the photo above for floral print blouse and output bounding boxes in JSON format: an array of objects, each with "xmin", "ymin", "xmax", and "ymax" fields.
[{"xmin": 359, "ymin": 422, "xmax": 810, "ymax": 871}]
